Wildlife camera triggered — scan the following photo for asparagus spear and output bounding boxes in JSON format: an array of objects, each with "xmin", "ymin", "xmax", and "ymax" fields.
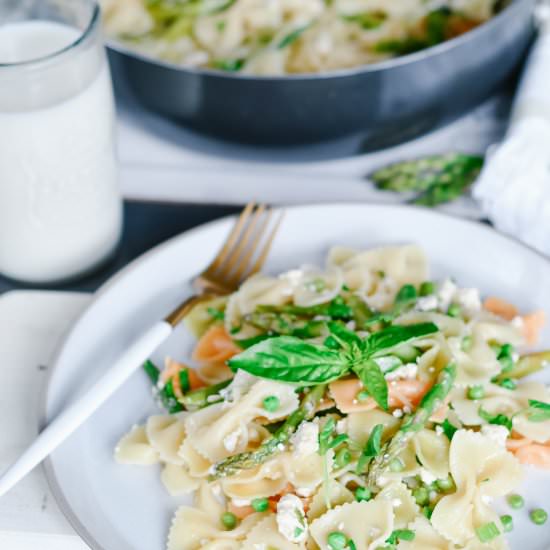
[
  {"xmin": 494, "ymin": 351, "xmax": 550, "ymax": 383},
  {"xmin": 371, "ymin": 154, "xmax": 483, "ymax": 206},
  {"xmin": 179, "ymin": 379, "xmax": 232, "ymax": 410},
  {"xmin": 366, "ymin": 363, "xmax": 456, "ymax": 488},
  {"xmin": 209, "ymin": 384, "xmax": 327, "ymax": 480}
]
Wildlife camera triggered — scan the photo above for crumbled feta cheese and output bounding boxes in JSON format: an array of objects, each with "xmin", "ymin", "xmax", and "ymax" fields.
[
  {"xmin": 419, "ymin": 468, "xmax": 437, "ymax": 485},
  {"xmin": 437, "ymin": 278, "xmax": 458, "ymax": 311},
  {"xmin": 511, "ymin": 316, "xmax": 525, "ymax": 329},
  {"xmin": 375, "ymin": 356, "xmax": 402, "ymax": 371},
  {"xmin": 435, "ymin": 425, "xmax": 444, "ymax": 436},
  {"xmin": 277, "ymin": 443, "xmax": 286, "ymax": 452},
  {"xmin": 223, "ymin": 427, "xmax": 243, "ymax": 453},
  {"xmin": 392, "ymin": 409, "xmax": 404, "ymax": 418},
  {"xmin": 385, "ymin": 363, "xmax": 418, "ymax": 381},
  {"xmin": 455, "ymin": 287, "xmax": 482, "ymax": 313},
  {"xmin": 337, "ymin": 522, "xmax": 345, "ymax": 530},
  {"xmin": 481, "ymin": 494, "xmax": 493, "ymax": 505},
  {"xmin": 481, "ymin": 424, "xmax": 509, "ymax": 448},
  {"xmin": 429, "ymin": 490, "xmax": 438, "ymax": 502},
  {"xmin": 220, "ymin": 370, "xmax": 258, "ymax": 404},
  {"xmin": 336, "ymin": 418, "xmax": 348, "ymax": 434},
  {"xmin": 403, "ymin": 406, "xmax": 412, "ymax": 414},
  {"xmin": 276, "ymin": 494, "xmax": 307, "ymax": 543},
  {"xmin": 232, "ymin": 497, "xmax": 251, "ymax": 507},
  {"xmin": 291, "ymin": 421, "xmax": 319, "ymax": 458},
  {"xmin": 346, "ymin": 320, "xmax": 357, "ymax": 331},
  {"xmin": 416, "ymin": 295, "xmax": 438, "ymax": 311}
]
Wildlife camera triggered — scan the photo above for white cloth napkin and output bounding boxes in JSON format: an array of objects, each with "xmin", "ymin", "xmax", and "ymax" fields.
[{"xmin": 474, "ymin": 8, "xmax": 550, "ymax": 254}]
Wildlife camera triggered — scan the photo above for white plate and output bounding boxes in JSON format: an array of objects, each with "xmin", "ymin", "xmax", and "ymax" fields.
[{"xmin": 42, "ymin": 204, "xmax": 550, "ymax": 550}]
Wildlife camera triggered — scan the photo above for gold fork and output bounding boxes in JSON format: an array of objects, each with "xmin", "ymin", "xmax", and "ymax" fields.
[
  {"xmin": 0, "ymin": 202, "xmax": 283, "ymax": 498},
  {"xmin": 165, "ymin": 202, "xmax": 284, "ymax": 326}
]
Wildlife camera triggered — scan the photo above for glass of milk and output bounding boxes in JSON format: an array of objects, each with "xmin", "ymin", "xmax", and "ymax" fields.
[{"xmin": 0, "ymin": 0, "xmax": 122, "ymax": 284}]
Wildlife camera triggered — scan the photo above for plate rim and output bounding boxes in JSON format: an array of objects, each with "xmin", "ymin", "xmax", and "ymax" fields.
[{"xmin": 40, "ymin": 202, "xmax": 550, "ymax": 550}]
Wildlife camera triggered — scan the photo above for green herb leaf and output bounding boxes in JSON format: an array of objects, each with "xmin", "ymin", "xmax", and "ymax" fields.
[
  {"xmin": 363, "ymin": 322, "xmax": 438, "ymax": 357},
  {"xmin": 341, "ymin": 10, "xmax": 387, "ymax": 29},
  {"xmin": 527, "ymin": 399, "xmax": 550, "ymax": 422},
  {"xmin": 353, "ymin": 359, "xmax": 388, "ymax": 410},
  {"xmin": 327, "ymin": 321, "xmax": 362, "ymax": 348},
  {"xmin": 228, "ymin": 336, "xmax": 350, "ymax": 384},
  {"xmin": 278, "ymin": 25, "xmax": 309, "ymax": 49},
  {"xmin": 357, "ymin": 423, "xmax": 384, "ymax": 473},
  {"xmin": 478, "ymin": 407, "xmax": 513, "ymax": 431},
  {"xmin": 386, "ymin": 529, "xmax": 416, "ymax": 544},
  {"xmin": 439, "ymin": 418, "xmax": 458, "ymax": 441}
]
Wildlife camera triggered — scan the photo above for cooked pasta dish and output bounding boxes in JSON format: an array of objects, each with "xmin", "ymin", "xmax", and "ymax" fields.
[
  {"xmin": 115, "ymin": 244, "xmax": 550, "ymax": 549},
  {"xmin": 101, "ymin": 0, "xmax": 500, "ymax": 75}
]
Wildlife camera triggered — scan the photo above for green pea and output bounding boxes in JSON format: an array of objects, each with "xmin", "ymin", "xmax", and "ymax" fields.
[
  {"xmin": 355, "ymin": 487, "xmax": 371, "ymax": 502},
  {"xmin": 221, "ymin": 512, "xmax": 237, "ymax": 530},
  {"xmin": 500, "ymin": 515, "xmax": 513, "ymax": 533},
  {"xmin": 499, "ymin": 378, "xmax": 517, "ymax": 390},
  {"xmin": 327, "ymin": 531, "xmax": 348, "ymax": 550},
  {"xmin": 467, "ymin": 385, "xmax": 485, "ymax": 400},
  {"xmin": 251, "ymin": 497, "xmax": 269, "ymax": 512},
  {"xmin": 435, "ymin": 476, "xmax": 455, "ymax": 492},
  {"xmin": 507, "ymin": 494, "xmax": 524, "ymax": 509},
  {"xmin": 413, "ymin": 486, "xmax": 429, "ymax": 506},
  {"xmin": 262, "ymin": 395, "xmax": 280, "ymax": 412},
  {"xmin": 447, "ymin": 303, "xmax": 461, "ymax": 318},
  {"xmin": 499, "ymin": 355, "xmax": 514, "ymax": 373},
  {"xmin": 461, "ymin": 335, "xmax": 473, "ymax": 351},
  {"xmin": 419, "ymin": 281, "xmax": 435, "ymax": 296},
  {"xmin": 389, "ymin": 458, "xmax": 404, "ymax": 472},
  {"xmin": 499, "ymin": 343, "xmax": 514, "ymax": 358},
  {"xmin": 335, "ymin": 447, "xmax": 352, "ymax": 468},
  {"xmin": 530, "ymin": 509, "xmax": 548, "ymax": 525},
  {"xmin": 357, "ymin": 389, "xmax": 370, "ymax": 402}
]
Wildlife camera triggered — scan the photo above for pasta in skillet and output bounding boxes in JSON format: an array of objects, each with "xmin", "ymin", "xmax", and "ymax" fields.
[
  {"xmin": 102, "ymin": 0, "xmax": 501, "ymax": 75},
  {"xmin": 115, "ymin": 244, "xmax": 550, "ymax": 549}
]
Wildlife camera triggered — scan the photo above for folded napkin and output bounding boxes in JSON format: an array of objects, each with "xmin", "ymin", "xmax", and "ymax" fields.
[{"xmin": 473, "ymin": 7, "xmax": 550, "ymax": 255}]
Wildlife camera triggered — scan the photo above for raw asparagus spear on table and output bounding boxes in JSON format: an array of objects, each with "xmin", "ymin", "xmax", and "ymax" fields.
[{"xmin": 370, "ymin": 153, "xmax": 484, "ymax": 206}]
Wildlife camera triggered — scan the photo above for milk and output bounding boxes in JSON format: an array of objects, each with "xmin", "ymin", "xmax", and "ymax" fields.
[{"xmin": 0, "ymin": 21, "xmax": 122, "ymax": 283}]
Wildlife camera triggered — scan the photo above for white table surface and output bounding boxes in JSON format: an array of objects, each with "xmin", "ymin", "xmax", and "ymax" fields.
[{"xmin": 0, "ymin": 291, "xmax": 91, "ymax": 549}]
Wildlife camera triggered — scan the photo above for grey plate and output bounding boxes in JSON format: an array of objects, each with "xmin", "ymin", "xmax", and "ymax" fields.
[{"xmin": 107, "ymin": 0, "xmax": 535, "ymax": 145}]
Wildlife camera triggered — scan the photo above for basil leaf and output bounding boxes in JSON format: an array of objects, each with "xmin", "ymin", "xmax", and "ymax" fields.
[
  {"xmin": 478, "ymin": 407, "xmax": 513, "ymax": 431},
  {"xmin": 327, "ymin": 321, "xmax": 362, "ymax": 348},
  {"xmin": 363, "ymin": 322, "xmax": 438, "ymax": 357},
  {"xmin": 527, "ymin": 399, "xmax": 550, "ymax": 422},
  {"xmin": 439, "ymin": 418, "xmax": 458, "ymax": 441},
  {"xmin": 353, "ymin": 359, "xmax": 388, "ymax": 410},
  {"xmin": 228, "ymin": 336, "xmax": 350, "ymax": 384}
]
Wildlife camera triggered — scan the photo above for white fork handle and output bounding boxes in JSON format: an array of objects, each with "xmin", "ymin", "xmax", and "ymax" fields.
[{"xmin": 0, "ymin": 321, "xmax": 173, "ymax": 498}]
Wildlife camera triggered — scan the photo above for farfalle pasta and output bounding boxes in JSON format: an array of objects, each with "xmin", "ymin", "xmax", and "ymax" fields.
[{"xmin": 115, "ymin": 245, "xmax": 550, "ymax": 549}]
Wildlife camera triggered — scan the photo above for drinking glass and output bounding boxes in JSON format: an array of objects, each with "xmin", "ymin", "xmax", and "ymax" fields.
[{"xmin": 0, "ymin": 0, "xmax": 122, "ymax": 284}]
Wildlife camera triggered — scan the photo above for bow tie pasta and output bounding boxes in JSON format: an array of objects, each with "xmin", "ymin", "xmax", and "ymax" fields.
[{"xmin": 114, "ymin": 244, "xmax": 550, "ymax": 549}]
